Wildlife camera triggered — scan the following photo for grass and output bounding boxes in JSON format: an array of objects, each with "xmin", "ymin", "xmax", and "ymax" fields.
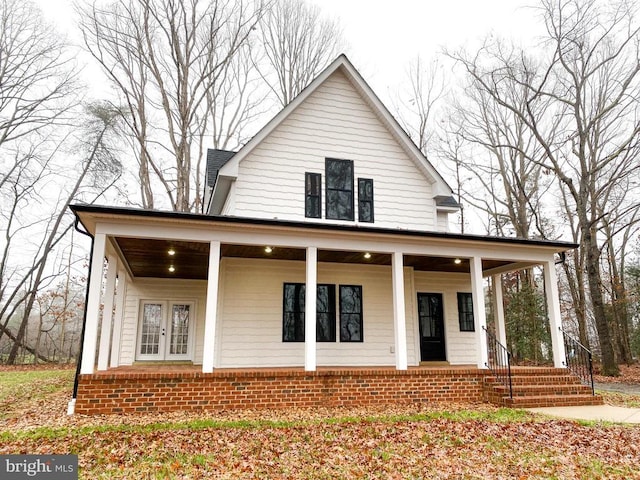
[
  {"xmin": 1, "ymin": 368, "xmax": 640, "ymax": 479},
  {"xmin": 0, "ymin": 368, "xmax": 74, "ymax": 418}
]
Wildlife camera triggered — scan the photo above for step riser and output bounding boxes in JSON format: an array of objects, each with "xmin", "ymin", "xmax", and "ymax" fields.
[
  {"xmin": 491, "ymin": 386, "xmax": 593, "ymax": 396},
  {"xmin": 485, "ymin": 376, "xmax": 585, "ymax": 385},
  {"xmin": 504, "ymin": 397, "xmax": 604, "ymax": 408}
]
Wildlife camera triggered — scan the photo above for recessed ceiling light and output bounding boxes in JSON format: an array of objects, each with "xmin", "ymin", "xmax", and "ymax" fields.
[
  {"xmin": 454, "ymin": 258, "xmax": 462, "ymax": 265},
  {"xmin": 168, "ymin": 265, "xmax": 175, "ymax": 272},
  {"xmin": 168, "ymin": 249, "xmax": 175, "ymax": 256},
  {"xmin": 364, "ymin": 252, "xmax": 372, "ymax": 259},
  {"xmin": 265, "ymin": 246, "xmax": 273, "ymax": 254}
]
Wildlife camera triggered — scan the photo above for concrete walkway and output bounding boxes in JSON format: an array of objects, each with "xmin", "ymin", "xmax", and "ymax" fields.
[{"xmin": 528, "ymin": 405, "xmax": 640, "ymax": 424}]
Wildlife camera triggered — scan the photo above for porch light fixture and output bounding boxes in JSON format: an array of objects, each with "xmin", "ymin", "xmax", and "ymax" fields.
[
  {"xmin": 264, "ymin": 246, "xmax": 273, "ymax": 254},
  {"xmin": 168, "ymin": 248, "xmax": 176, "ymax": 256},
  {"xmin": 363, "ymin": 252, "xmax": 372, "ymax": 259},
  {"xmin": 454, "ymin": 258, "xmax": 462, "ymax": 265},
  {"xmin": 168, "ymin": 265, "xmax": 175, "ymax": 273}
]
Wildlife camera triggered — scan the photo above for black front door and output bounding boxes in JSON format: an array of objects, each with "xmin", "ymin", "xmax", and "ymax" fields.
[{"xmin": 417, "ymin": 293, "xmax": 446, "ymax": 361}]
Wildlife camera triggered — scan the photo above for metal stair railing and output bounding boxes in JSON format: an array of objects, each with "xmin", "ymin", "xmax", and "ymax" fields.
[
  {"xmin": 483, "ymin": 326, "xmax": 513, "ymax": 399},
  {"xmin": 560, "ymin": 327, "xmax": 595, "ymax": 395}
]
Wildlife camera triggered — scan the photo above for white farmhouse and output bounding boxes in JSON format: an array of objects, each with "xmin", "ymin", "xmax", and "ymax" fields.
[{"xmin": 69, "ymin": 55, "xmax": 601, "ymax": 415}]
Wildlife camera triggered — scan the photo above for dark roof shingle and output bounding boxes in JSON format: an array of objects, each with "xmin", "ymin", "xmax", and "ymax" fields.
[{"xmin": 206, "ymin": 149, "xmax": 236, "ymax": 189}]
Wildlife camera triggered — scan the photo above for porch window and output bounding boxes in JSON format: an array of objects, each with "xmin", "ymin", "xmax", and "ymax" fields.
[
  {"xmin": 305, "ymin": 172, "xmax": 322, "ymax": 218},
  {"xmin": 326, "ymin": 158, "xmax": 354, "ymax": 220},
  {"xmin": 339, "ymin": 285, "xmax": 363, "ymax": 342},
  {"xmin": 358, "ymin": 178, "xmax": 374, "ymax": 222},
  {"xmin": 283, "ymin": 283, "xmax": 336, "ymax": 342},
  {"xmin": 457, "ymin": 292, "xmax": 475, "ymax": 332}
]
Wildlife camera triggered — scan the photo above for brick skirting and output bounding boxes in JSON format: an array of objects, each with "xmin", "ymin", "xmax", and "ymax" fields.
[{"xmin": 75, "ymin": 368, "xmax": 489, "ymax": 415}]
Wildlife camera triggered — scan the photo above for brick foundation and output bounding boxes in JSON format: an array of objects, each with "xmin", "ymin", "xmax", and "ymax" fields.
[{"xmin": 75, "ymin": 367, "xmax": 488, "ymax": 415}]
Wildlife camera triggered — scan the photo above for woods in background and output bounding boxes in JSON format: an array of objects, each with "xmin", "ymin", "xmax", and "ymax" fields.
[{"xmin": 1, "ymin": 0, "xmax": 638, "ymax": 375}]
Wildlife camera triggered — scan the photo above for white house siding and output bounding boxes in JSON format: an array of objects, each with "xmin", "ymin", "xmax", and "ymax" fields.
[
  {"xmin": 118, "ymin": 278, "xmax": 207, "ymax": 365},
  {"xmin": 436, "ymin": 211, "xmax": 451, "ymax": 232},
  {"xmin": 412, "ymin": 271, "xmax": 477, "ymax": 365},
  {"xmin": 216, "ymin": 257, "xmax": 418, "ymax": 368},
  {"xmin": 230, "ymin": 70, "xmax": 438, "ymax": 231}
]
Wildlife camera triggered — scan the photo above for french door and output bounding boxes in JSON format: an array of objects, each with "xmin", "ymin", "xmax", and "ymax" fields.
[{"xmin": 137, "ymin": 301, "xmax": 194, "ymax": 361}]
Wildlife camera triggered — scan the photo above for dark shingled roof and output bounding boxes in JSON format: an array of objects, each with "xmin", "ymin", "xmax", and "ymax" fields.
[
  {"xmin": 434, "ymin": 195, "xmax": 461, "ymax": 208},
  {"xmin": 206, "ymin": 149, "xmax": 236, "ymax": 189}
]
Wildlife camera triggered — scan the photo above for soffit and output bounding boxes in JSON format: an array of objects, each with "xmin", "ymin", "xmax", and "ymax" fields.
[{"xmin": 113, "ymin": 238, "xmax": 517, "ymax": 280}]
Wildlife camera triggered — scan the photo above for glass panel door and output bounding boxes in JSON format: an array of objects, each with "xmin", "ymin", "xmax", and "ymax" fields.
[
  {"xmin": 138, "ymin": 302, "xmax": 164, "ymax": 360},
  {"xmin": 168, "ymin": 303, "xmax": 191, "ymax": 358},
  {"xmin": 417, "ymin": 293, "xmax": 446, "ymax": 361}
]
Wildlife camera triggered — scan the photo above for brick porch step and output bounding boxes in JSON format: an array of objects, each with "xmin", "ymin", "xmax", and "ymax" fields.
[
  {"xmin": 504, "ymin": 394, "xmax": 604, "ymax": 408},
  {"xmin": 490, "ymin": 383, "xmax": 594, "ymax": 397},
  {"xmin": 484, "ymin": 370, "xmax": 603, "ymax": 408}
]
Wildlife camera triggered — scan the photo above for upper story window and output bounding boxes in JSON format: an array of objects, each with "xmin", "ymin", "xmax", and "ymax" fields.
[
  {"xmin": 305, "ymin": 172, "xmax": 322, "ymax": 218},
  {"xmin": 358, "ymin": 178, "xmax": 374, "ymax": 223},
  {"xmin": 325, "ymin": 158, "xmax": 354, "ymax": 220}
]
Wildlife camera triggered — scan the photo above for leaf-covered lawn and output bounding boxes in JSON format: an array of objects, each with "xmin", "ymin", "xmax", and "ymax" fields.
[{"xmin": 2, "ymin": 368, "xmax": 640, "ymax": 479}]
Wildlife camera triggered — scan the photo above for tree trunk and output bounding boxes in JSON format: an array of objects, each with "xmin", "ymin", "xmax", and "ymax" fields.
[{"xmin": 584, "ymin": 227, "xmax": 619, "ymax": 375}]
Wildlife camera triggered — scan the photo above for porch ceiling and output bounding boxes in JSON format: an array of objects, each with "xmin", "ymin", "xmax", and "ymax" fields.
[{"xmin": 113, "ymin": 238, "xmax": 516, "ymax": 280}]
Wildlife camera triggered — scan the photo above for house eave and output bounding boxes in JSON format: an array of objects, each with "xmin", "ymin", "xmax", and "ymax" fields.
[
  {"xmin": 436, "ymin": 206, "xmax": 461, "ymax": 214},
  {"xmin": 70, "ymin": 204, "xmax": 577, "ymax": 252},
  {"xmin": 209, "ymin": 176, "xmax": 234, "ymax": 215}
]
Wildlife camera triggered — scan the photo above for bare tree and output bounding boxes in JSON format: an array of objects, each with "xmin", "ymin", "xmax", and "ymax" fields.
[
  {"xmin": 0, "ymin": 0, "xmax": 76, "ymax": 151},
  {"xmin": 2, "ymin": 103, "xmax": 123, "ymax": 363},
  {"xmin": 448, "ymin": 0, "xmax": 640, "ymax": 375},
  {"xmin": 445, "ymin": 46, "xmax": 554, "ymax": 240},
  {"xmin": 256, "ymin": 0, "xmax": 344, "ymax": 107},
  {"xmin": 393, "ymin": 57, "xmax": 446, "ymax": 156},
  {"xmin": 207, "ymin": 41, "xmax": 268, "ymax": 151},
  {"xmin": 79, "ymin": 0, "xmax": 266, "ymax": 212},
  {"xmin": 0, "ymin": 0, "xmax": 81, "ymax": 362}
]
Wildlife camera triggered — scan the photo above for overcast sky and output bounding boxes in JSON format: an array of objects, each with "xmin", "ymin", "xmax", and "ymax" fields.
[{"xmin": 35, "ymin": 0, "xmax": 543, "ymax": 96}]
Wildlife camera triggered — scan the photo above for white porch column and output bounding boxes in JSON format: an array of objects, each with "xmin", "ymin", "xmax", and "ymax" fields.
[
  {"xmin": 391, "ymin": 251, "xmax": 408, "ymax": 370},
  {"xmin": 97, "ymin": 254, "xmax": 118, "ymax": 371},
  {"xmin": 80, "ymin": 233, "xmax": 107, "ymax": 375},
  {"xmin": 305, "ymin": 246, "xmax": 317, "ymax": 372},
  {"xmin": 491, "ymin": 274, "xmax": 507, "ymax": 347},
  {"xmin": 202, "ymin": 240, "xmax": 221, "ymax": 373},
  {"xmin": 470, "ymin": 256, "xmax": 489, "ymax": 369},
  {"xmin": 109, "ymin": 269, "xmax": 127, "ymax": 368},
  {"xmin": 543, "ymin": 259, "xmax": 567, "ymax": 368}
]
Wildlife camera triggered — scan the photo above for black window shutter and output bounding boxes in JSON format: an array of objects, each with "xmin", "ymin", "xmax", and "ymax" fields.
[
  {"xmin": 358, "ymin": 178, "xmax": 374, "ymax": 222},
  {"xmin": 305, "ymin": 172, "xmax": 322, "ymax": 218}
]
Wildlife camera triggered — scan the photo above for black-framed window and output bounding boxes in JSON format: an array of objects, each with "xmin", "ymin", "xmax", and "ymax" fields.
[
  {"xmin": 339, "ymin": 285, "xmax": 363, "ymax": 342},
  {"xmin": 283, "ymin": 283, "xmax": 336, "ymax": 342},
  {"xmin": 325, "ymin": 158, "xmax": 354, "ymax": 220},
  {"xmin": 457, "ymin": 292, "xmax": 475, "ymax": 332},
  {"xmin": 305, "ymin": 172, "xmax": 322, "ymax": 218},
  {"xmin": 358, "ymin": 178, "xmax": 374, "ymax": 222}
]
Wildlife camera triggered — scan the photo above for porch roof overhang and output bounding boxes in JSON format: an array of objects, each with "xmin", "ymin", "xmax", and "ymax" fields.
[{"xmin": 70, "ymin": 204, "xmax": 577, "ymax": 280}]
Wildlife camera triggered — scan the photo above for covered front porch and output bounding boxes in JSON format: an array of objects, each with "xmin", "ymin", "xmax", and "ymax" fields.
[{"xmin": 70, "ymin": 205, "xmax": 588, "ymax": 413}]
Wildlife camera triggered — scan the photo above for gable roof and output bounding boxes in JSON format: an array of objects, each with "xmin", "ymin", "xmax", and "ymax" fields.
[
  {"xmin": 206, "ymin": 149, "xmax": 236, "ymax": 189},
  {"xmin": 204, "ymin": 149, "xmax": 236, "ymax": 214},
  {"xmin": 209, "ymin": 54, "xmax": 456, "ymax": 214}
]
